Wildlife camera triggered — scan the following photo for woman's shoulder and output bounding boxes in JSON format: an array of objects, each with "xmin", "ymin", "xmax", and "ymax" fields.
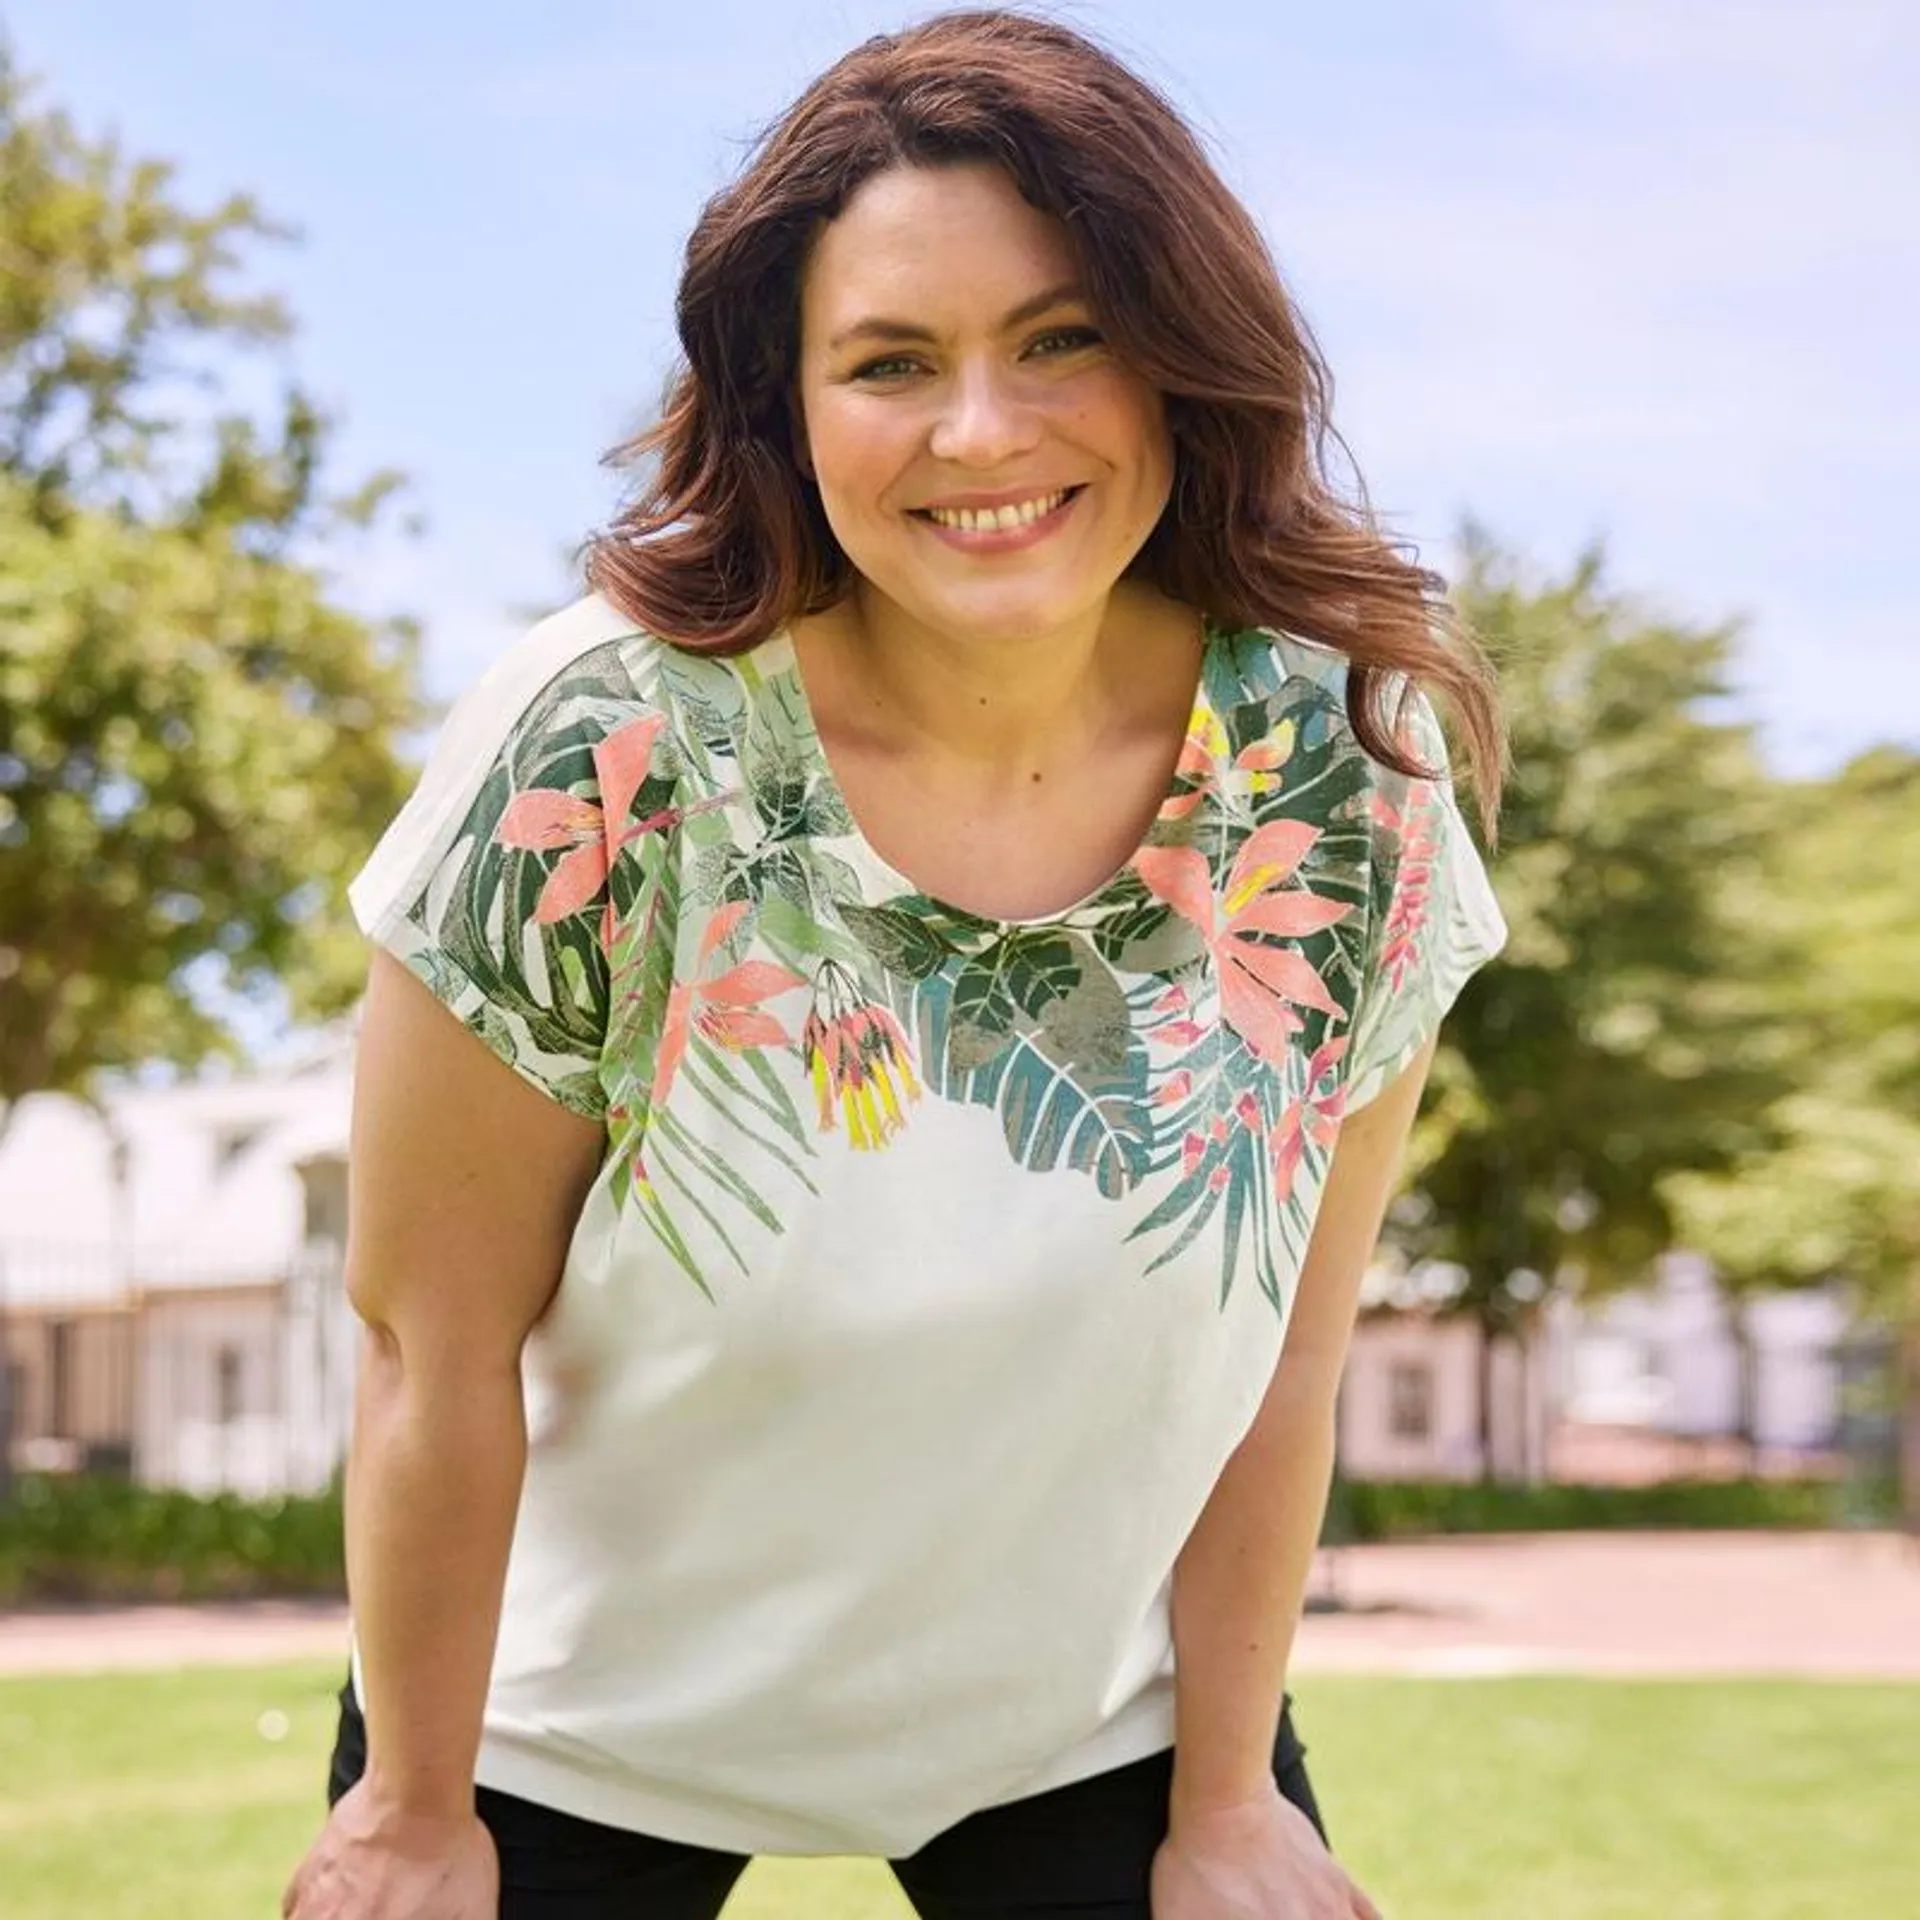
[
  {"xmin": 458, "ymin": 594, "xmax": 776, "ymax": 748},
  {"xmin": 350, "ymin": 597, "xmax": 711, "ymax": 934},
  {"xmin": 474, "ymin": 593, "xmax": 665, "ymax": 728},
  {"xmin": 1209, "ymin": 621, "xmax": 1443, "ymax": 764},
  {"xmin": 1203, "ymin": 619, "xmax": 1361, "ymax": 720}
]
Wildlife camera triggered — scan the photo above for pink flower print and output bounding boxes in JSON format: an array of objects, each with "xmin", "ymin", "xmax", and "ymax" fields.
[
  {"xmin": 650, "ymin": 900, "xmax": 805, "ymax": 1109},
  {"xmin": 1157, "ymin": 709, "xmax": 1225, "ymax": 822},
  {"xmin": 1269, "ymin": 1037, "xmax": 1349, "ymax": 1201},
  {"xmin": 1153, "ymin": 1016, "xmax": 1208, "ymax": 1049},
  {"xmin": 1153, "ymin": 1068, "xmax": 1195, "ymax": 1108},
  {"xmin": 495, "ymin": 713, "xmax": 675, "ymax": 946},
  {"xmin": 1370, "ymin": 783, "xmax": 1441, "ymax": 991},
  {"xmin": 1144, "ymin": 983, "xmax": 1207, "ymax": 1050},
  {"xmin": 1132, "ymin": 820, "xmax": 1353, "ymax": 1065},
  {"xmin": 1159, "ymin": 711, "xmax": 1298, "ymax": 820},
  {"xmin": 801, "ymin": 960, "xmax": 923, "ymax": 1150},
  {"xmin": 1227, "ymin": 718, "xmax": 1295, "ymax": 799}
]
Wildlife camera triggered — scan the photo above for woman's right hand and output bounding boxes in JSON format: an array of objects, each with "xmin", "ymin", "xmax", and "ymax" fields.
[{"xmin": 282, "ymin": 1780, "xmax": 498, "ymax": 1919}]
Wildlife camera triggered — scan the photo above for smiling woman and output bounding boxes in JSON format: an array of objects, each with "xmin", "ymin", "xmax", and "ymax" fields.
[
  {"xmin": 288, "ymin": 11, "xmax": 1508, "ymax": 1920},
  {"xmin": 792, "ymin": 163, "xmax": 1174, "ymax": 672},
  {"xmin": 587, "ymin": 14, "xmax": 1502, "ymax": 819}
]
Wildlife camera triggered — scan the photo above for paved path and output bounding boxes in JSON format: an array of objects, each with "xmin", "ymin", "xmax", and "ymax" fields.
[
  {"xmin": 0, "ymin": 1597, "xmax": 351, "ymax": 1678},
  {"xmin": 1293, "ymin": 1529, "xmax": 1920, "ymax": 1679},
  {"xmin": 2, "ymin": 1532, "xmax": 1916, "ymax": 1681}
]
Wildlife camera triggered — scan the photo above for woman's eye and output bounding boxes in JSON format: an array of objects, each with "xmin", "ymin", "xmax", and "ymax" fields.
[
  {"xmin": 1028, "ymin": 325, "xmax": 1104, "ymax": 357},
  {"xmin": 847, "ymin": 328, "xmax": 1101, "ymax": 383}
]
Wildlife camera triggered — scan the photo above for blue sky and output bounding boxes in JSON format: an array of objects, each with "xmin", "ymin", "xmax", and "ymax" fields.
[{"xmin": 14, "ymin": 0, "xmax": 1917, "ymax": 776}]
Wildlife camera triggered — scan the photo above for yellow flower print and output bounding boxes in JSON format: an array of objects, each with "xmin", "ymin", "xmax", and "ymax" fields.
[{"xmin": 802, "ymin": 960, "xmax": 923, "ymax": 1150}]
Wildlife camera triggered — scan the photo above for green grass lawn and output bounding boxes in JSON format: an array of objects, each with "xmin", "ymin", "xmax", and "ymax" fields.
[{"xmin": 1, "ymin": 1660, "xmax": 1912, "ymax": 1917}]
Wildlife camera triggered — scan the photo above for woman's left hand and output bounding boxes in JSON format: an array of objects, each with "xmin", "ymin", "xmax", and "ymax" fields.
[{"xmin": 1151, "ymin": 1784, "xmax": 1382, "ymax": 1919}]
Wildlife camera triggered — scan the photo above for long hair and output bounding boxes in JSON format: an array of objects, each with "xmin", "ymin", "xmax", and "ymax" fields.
[{"xmin": 585, "ymin": 8, "xmax": 1505, "ymax": 824}]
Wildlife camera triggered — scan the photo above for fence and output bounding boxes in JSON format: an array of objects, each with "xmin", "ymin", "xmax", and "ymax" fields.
[
  {"xmin": 0, "ymin": 1244, "xmax": 1900, "ymax": 1509},
  {"xmin": 0, "ymin": 1243, "xmax": 356, "ymax": 1498}
]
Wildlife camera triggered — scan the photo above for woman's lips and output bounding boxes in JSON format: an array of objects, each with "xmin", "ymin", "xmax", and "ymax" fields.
[{"xmin": 910, "ymin": 485, "xmax": 1083, "ymax": 552}]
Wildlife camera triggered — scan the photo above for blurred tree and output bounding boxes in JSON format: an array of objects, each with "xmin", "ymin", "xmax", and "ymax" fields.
[
  {"xmin": 0, "ymin": 38, "xmax": 422, "ymax": 1125},
  {"xmin": 1666, "ymin": 748, "xmax": 1920, "ymax": 1521},
  {"xmin": 1393, "ymin": 533, "xmax": 1793, "ymax": 1478}
]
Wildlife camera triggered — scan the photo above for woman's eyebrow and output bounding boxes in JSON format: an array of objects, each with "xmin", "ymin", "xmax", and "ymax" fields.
[{"xmin": 826, "ymin": 282, "xmax": 1087, "ymax": 352}]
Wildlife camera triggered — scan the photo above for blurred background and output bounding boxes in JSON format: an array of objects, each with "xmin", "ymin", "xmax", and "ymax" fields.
[{"xmin": 0, "ymin": 3, "xmax": 1915, "ymax": 1916}]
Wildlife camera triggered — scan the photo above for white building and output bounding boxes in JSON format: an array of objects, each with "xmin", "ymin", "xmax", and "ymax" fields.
[
  {"xmin": 1561, "ymin": 1251, "xmax": 1849, "ymax": 1452},
  {"xmin": 1337, "ymin": 1253, "xmax": 1848, "ymax": 1483},
  {"xmin": 0, "ymin": 1043, "xmax": 358, "ymax": 1495}
]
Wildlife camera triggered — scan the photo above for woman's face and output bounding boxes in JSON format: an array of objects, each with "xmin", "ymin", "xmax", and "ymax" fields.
[{"xmin": 794, "ymin": 162, "xmax": 1175, "ymax": 647}]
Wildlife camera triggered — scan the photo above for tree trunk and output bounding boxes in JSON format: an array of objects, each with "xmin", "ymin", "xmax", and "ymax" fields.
[
  {"xmin": 1903, "ymin": 1280, "xmax": 1920, "ymax": 1537},
  {"xmin": 0, "ymin": 1310, "xmax": 14, "ymax": 1506},
  {"xmin": 1732, "ymin": 1310, "xmax": 1760, "ymax": 1475},
  {"xmin": 1517, "ymin": 1310, "xmax": 1541, "ymax": 1486},
  {"xmin": 1477, "ymin": 1313, "xmax": 1497, "ymax": 1483}
]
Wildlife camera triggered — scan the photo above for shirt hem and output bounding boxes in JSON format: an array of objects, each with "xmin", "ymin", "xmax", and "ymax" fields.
[{"xmin": 470, "ymin": 1689, "xmax": 1179, "ymax": 1859}]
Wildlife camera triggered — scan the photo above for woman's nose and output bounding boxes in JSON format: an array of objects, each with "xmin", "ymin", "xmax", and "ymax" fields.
[{"xmin": 927, "ymin": 363, "xmax": 1042, "ymax": 467}]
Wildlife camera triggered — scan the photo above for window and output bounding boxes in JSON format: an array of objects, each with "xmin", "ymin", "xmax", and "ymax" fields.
[
  {"xmin": 2, "ymin": 1360, "xmax": 26, "ymax": 1445},
  {"xmin": 211, "ymin": 1124, "xmax": 263, "ymax": 1174},
  {"xmin": 215, "ymin": 1346, "xmax": 245, "ymax": 1425},
  {"xmin": 300, "ymin": 1159, "xmax": 349, "ymax": 1246},
  {"xmin": 1388, "ymin": 1360, "xmax": 1434, "ymax": 1442}
]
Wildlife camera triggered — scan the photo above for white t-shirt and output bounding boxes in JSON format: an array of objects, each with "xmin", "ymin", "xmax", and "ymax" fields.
[{"xmin": 349, "ymin": 594, "xmax": 1506, "ymax": 1855}]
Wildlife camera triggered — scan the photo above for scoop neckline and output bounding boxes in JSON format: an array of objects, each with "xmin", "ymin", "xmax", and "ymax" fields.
[{"xmin": 762, "ymin": 618, "xmax": 1222, "ymax": 933}]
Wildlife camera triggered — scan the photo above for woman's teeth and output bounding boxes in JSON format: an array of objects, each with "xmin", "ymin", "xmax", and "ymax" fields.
[{"xmin": 923, "ymin": 489, "xmax": 1071, "ymax": 532}]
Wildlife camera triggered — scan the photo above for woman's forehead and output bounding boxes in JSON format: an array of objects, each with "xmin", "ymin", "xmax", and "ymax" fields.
[{"xmin": 801, "ymin": 164, "xmax": 1080, "ymax": 329}]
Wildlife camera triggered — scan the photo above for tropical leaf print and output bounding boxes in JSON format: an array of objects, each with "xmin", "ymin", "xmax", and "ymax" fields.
[
  {"xmin": 893, "ymin": 925, "xmax": 1155, "ymax": 1198},
  {"xmin": 400, "ymin": 657, "xmax": 679, "ymax": 1106},
  {"xmin": 393, "ymin": 620, "xmax": 1486, "ymax": 1314},
  {"xmin": 612, "ymin": 895, "xmax": 816, "ymax": 1296}
]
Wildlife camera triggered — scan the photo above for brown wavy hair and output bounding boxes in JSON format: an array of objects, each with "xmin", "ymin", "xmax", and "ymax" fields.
[{"xmin": 585, "ymin": 8, "xmax": 1504, "ymax": 826}]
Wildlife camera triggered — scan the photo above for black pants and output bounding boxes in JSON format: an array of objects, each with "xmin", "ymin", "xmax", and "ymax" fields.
[{"xmin": 328, "ymin": 1680, "xmax": 1326, "ymax": 1919}]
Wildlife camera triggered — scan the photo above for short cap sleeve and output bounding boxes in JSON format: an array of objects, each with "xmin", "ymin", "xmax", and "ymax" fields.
[
  {"xmin": 348, "ymin": 599, "xmax": 645, "ymax": 1118},
  {"xmin": 1342, "ymin": 691, "xmax": 1506, "ymax": 1112}
]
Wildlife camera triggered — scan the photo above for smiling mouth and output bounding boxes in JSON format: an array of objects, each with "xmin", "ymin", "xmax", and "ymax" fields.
[{"xmin": 911, "ymin": 486, "xmax": 1083, "ymax": 533}]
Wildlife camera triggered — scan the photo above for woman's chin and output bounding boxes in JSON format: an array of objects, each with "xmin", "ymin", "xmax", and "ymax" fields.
[{"xmin": 880, "ymin": 581, "xmax": 1112, "ymax": 647}]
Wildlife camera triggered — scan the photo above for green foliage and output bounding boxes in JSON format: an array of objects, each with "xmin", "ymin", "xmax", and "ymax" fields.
[
  {"xmin": 0, "ymin": 38, "xmax": 423, "ymax": 1109},
  {"xmin": 1397, "ymin": 535, "xmax": 1794, "ymax": 1351},
  {"xmin": 1666, "ymin": 748, "xmax": 1920, "ymax": 1316},
  {"xmin": 1320, "ymin": 1475, "xmax": 1854, "ymax": 1543},
  {"xmin": 0, "ymin": 1471, "xmax": 1857, "ymax": 1604},
  {"xmin": 0, "ymin": 1475, "xmax": 344, "ymax": 1603}
]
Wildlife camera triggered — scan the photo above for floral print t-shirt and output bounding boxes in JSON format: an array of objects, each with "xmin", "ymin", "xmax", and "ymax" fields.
[{"xmin": 348, "ymin": 593, "xmax": 1506, "ymax": 1856}]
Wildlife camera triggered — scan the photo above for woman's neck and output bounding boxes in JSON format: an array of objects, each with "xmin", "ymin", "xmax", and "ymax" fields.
[{"xmin": 801, "ymin": 581, "xmax": 1197, "ymax": 774}]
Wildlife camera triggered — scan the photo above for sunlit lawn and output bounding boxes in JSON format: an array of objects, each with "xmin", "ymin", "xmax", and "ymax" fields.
[{"xmin": 2, "ymin": 1659, "xmax": 1913, "ymax": 1917}]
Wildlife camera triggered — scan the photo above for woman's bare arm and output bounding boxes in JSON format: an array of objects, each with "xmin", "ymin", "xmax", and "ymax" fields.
[
  {"xmin": 1156, "ymin": 1038, "xmax": 1435, "ymax": 1917},
  {"xmin": 341, "ymin": 949, "xmax": 602, "ymax": 1814}
]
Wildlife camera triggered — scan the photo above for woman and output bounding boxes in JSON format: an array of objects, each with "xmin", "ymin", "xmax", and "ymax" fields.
[{"xmin": 286, "ymin": 10, "xmax": 1506, "ymax": 1918}]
